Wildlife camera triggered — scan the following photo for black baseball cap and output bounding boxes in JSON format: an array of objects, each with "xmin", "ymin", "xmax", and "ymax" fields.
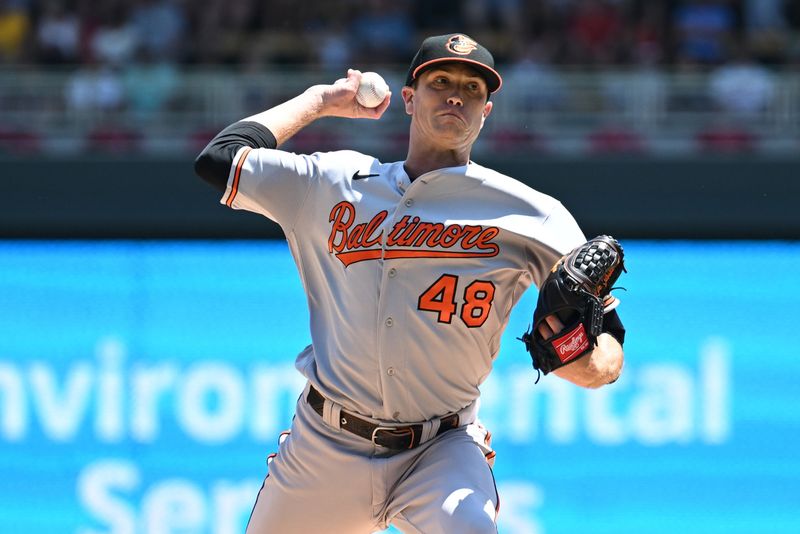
[{"xmin": 405, "ymin": 33, "xmax": 502, "ymax": 94}]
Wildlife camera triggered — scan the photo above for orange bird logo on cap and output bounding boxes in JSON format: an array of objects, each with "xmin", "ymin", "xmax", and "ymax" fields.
[{"xmin": 446, "ymin": 35, "xmax": 478, "ymax": 55}]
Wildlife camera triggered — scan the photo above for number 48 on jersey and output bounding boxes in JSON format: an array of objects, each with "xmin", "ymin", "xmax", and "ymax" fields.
[{"xmin": 417, "ymin": 274, "xmax": 495, "ymax": 328}]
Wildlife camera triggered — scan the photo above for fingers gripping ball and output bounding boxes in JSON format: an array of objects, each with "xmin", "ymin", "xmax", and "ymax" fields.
[
  {"xmin": 520, "ymin": 235, "xmax": 626, "ymax": 376},
  {"xmin": 356, "ymin": 72, "xmax": 389, "ymax": 108}
]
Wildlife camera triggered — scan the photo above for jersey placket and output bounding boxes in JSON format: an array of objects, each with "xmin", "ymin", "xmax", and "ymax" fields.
[{"xmin": 374, "ymin": 177, "xmax": 427, "ymax": 421}]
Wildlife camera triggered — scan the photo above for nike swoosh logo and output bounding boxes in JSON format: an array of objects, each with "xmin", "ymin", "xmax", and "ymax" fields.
[{"xmin": 352, "ymin": 171, "xmax": 379, "ymax": 181}]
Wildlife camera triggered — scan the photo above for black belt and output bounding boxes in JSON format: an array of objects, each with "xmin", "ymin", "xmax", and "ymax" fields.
[{"xmin": 306, "ymin": 385, "xmax": 459, "ymax": 450}]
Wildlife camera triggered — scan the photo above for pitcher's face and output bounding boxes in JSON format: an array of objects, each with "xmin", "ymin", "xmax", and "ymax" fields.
[{"xmin": 403, "ymin": 63, "xmax": 493, "ymax": 152}]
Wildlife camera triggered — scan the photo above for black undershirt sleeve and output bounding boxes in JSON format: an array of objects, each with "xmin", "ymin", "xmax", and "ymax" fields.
[
  {"xmin": 193, "ymin": 121, "xmax": 278, "ymax": 192},
  {"xmin": 602, "ymin": 309, "xmax": 626, "ymax": 345}
]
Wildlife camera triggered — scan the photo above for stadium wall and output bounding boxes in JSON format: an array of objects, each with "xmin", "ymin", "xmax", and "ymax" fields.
[{"xmin": 2, "ymin": 155, "xmax": 798, "ymax": 239}]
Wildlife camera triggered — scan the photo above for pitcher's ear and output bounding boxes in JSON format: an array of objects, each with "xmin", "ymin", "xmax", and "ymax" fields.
[{"xmin": 401, "ymin": 87, "xmax": 415, "ymax": 115}]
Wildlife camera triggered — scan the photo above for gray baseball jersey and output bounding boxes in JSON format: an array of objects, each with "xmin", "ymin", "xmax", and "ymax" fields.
[{"xmin": 222, "ymin": 147, "xmax": 585, "ymax": 422}]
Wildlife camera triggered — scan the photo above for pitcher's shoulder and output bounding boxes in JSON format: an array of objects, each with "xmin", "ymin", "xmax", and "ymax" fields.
[{"xmin": 468, "ymin": 161, "xmax": 560, "ymax": 208}]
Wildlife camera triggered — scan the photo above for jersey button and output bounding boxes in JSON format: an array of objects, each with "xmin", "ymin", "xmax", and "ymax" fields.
[
  {"xmin": 385, "ymin": 317, "xmax": 394, "ymax": 327},
  {"xmin": 404, "ymin": 198, "xmax": 414, "ymax": 207},
  {"xmin": 387, "ymin": 367, "xmax": 396, "ymax": 376},
  {"xmin": 388, "ymin": 268, "xmax": 397, "ymax": 278}
]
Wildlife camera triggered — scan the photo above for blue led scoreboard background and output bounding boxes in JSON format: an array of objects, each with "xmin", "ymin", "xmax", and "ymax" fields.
[{"xmin": 1, "ymin": 240, "xmax": 798, "ymax": 533}]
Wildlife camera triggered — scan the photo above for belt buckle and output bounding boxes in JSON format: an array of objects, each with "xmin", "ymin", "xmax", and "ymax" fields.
[{"xmin": 371, "ymin": 425, "xmax": 414, "ymax": 450}]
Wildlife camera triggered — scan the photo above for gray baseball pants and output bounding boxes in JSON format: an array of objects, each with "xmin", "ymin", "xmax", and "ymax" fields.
[{"xmin": 245, "ymin": 383, "xmax": 499, "ymax": 533}]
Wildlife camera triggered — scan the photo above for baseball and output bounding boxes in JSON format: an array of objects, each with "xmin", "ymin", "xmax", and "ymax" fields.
[{"xmin": 356, "ymin": 72, "xmax": 389, "ymax": 108}]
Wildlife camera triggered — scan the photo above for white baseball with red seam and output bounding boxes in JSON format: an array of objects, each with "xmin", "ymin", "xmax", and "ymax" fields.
[{"xmin": 356, "ymin": 72, "xmax": 389, "ymax": 108}]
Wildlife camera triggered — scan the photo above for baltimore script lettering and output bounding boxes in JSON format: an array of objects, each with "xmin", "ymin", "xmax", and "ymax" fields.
[{"xmin": 327, "ymin": 201, "xmax": 500, "ymax": 267}]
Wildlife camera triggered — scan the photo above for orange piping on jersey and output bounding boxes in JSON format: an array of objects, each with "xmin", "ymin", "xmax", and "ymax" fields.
[{"xmin": 225, "ymin": 147, "xmax": 252, "ymax": 207}]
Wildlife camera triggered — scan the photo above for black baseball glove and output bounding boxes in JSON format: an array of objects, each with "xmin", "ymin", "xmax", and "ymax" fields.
[{"xmin": 520, "ymin": 235, "xmax": 626, "ymax": 376}]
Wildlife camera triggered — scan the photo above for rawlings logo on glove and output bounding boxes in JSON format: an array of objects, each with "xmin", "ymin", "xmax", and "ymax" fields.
[
  {"xmin": 520, "ymin": 235, "xmax": 626, "ymax": 377},
  {"xmin": 553, "ymin": 324, "xmax": 589, "ymax": 363}
]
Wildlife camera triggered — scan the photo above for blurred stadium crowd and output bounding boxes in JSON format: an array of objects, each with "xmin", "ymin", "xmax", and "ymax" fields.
[
  {"xmin": 2, "ymin": 0, "xmax": 799, "ymax": 68},
  {"xmin": 0, "ymin": 0, "xmax": 800, "ymax": 66},
  {"xmin": 0, "ymin": 0, "xmax": 798, "ymax": 156}
]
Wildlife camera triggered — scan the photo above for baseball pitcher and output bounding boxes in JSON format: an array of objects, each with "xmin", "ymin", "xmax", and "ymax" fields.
[{"xmin": 194, "ymin": 33, "xmax": 626, "ymax": 534}]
